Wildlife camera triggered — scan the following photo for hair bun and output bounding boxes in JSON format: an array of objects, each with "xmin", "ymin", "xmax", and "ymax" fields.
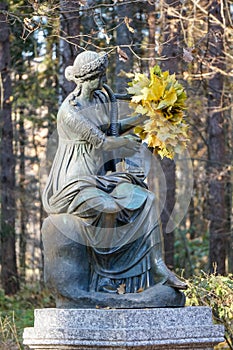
[{"xmin": 65, "ymin": 66, "xmax": 74, "ymax": 82}]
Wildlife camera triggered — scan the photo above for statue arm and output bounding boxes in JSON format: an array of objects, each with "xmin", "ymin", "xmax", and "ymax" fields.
[
  {"xmin": 63, "ymin": 105, "xmax": 140, "ymax": 154},
  {"xmin": 119, "ymin": 114, "xmax": 148, "ymax": 134},
  {"xmin": 64, "ymin": 107, "xmax": 105, "ymax": 148}
]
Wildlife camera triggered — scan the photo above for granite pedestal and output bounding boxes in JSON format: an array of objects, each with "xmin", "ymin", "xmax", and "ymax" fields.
[{"xmin": 23, "ymin": 306, "xmax": 224, "ymax": 350}]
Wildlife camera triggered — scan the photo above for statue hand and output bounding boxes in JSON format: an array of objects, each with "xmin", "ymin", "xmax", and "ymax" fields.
[
  {"xmin": 102, "ymin": 135, "xmax": 141, "ymax": 157},
  {"xmin": 118, "ymin": 135, "xmax": 141, "ymax": 157},
  {"xmin": 123, "ymin": 134, "xmax": 141, "ymax": 143},
  {"xmin": 134, "ymin": 113, "xmax": 149, "ymax": 125}
]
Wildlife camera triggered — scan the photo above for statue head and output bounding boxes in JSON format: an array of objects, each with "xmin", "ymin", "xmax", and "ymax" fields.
[{"xmin": 65, "ymin": 51, "xmax": 108, "ymax": 83}]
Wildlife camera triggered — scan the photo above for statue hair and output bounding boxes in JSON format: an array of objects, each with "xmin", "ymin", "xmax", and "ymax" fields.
[{"xmin": 65, "ymin": 50, "xmax": 108, "ymax": 83}]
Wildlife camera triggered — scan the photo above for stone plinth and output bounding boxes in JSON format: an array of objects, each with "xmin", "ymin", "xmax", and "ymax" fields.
[{"xmin": 23, "ymin": 307, "xmax": 224, "ymax": 350}]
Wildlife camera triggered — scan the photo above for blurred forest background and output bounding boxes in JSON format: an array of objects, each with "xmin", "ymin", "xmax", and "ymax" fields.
[{"xmin": 0, "ymin": 0, "xmax": 232, "ymax": 296}]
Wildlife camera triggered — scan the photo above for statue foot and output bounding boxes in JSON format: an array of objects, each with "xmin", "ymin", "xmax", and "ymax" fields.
[
  {"xmin": 156, "ymin": 259, "xmax": 187, "ymax": 290},
  {"xmin": 162, "ymin": 274, "xmax": 188, "ymax": 290}
]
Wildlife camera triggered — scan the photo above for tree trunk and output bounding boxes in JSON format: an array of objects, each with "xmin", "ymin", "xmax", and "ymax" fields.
[
  {"xmin": 158, "ymin": 0, "xmax": 183, "ymax": 269},
  {"xmin": 59, "ymin": 0, "xmax": 81, "ymax": 99},
  {"xmin": 19, "ymin": 110, "xmax": 26, "ymax": 282},
  {"xmin": 159, "ymin": 158, "xmax": 176, "ymax": 269},
  {"xmin": 115, "ymin": 3, "xmax": 134, "ymax": 93},
  {"xmin": 0, "ymin": 2, "xmax": 19, "ymax": 294},
  {"xmin": 147, "ymin": 3, "xmax": 157, "ymax": 68},
  {"xmin": 207, "ymin": 1, "xmax": 227, "ymax": 275}
]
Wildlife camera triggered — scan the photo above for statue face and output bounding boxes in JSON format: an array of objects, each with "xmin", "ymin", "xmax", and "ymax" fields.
[{"xmin": 89, "ymin": 74, "xmax": 104, "ymax": 91}]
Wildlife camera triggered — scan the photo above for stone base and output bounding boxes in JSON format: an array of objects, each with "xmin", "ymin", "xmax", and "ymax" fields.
[{"xmin": 23, "ymin": 307, "xmax": 224, "ymax": 350}]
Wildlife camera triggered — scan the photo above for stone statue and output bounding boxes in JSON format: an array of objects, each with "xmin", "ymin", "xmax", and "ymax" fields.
[{"xmin": 42, "ymin": 50, "xmax": 187, "ymax": 308}]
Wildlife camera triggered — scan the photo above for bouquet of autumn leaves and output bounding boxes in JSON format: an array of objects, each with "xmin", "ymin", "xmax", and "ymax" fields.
[{"xmin": 127, "ymin": 65, "xmax": 189, "ymax": 159}]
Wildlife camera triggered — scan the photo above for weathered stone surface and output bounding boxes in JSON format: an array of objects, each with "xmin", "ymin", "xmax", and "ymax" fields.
[
  {"xmin": 55, "ymin": 284, "xmax": 185, "ymax": 309},
  {"xmin": 23, "ymin": 306, "xmax": 224, "ymax": 349}
]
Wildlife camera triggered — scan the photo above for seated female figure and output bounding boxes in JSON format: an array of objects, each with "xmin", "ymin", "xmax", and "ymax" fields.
[{"xmin": 42, "ymin": 50, "xmax": 187, "ymax": 308}]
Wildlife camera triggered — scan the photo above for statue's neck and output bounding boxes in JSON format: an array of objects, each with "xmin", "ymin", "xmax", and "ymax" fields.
[
  {"xmin": 74, "ymin": 84, "xmax": 95, "ymax": 103},
  {"xmin": 70, "ymin": 89, "xmax": 97, "ymax": 108}
]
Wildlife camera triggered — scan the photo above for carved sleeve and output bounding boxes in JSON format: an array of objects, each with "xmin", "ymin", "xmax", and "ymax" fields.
[{"xmin": 63, "ymin": 106, "xmax": 106, "ymax": 148}]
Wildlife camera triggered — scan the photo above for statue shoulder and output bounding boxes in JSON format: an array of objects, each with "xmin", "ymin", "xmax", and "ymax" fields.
[{"xmin": 57, "ymin": 97, "xmax": 78, "ymax": 121}]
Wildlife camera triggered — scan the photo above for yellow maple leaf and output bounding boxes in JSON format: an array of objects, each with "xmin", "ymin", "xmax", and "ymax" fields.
[
  {"xmin": 117, "ymin": 283, "xmax": 126, "ymax": 295},
  {"xmin": 156, "ymin": 88, "xmax": 177, "ymax": 110},
  {"xmin": 134, "ymin": 125, "xmax": 147, "ymax": 140},
  {"xmin": 131, "ymin": 94, "xmax": 144, "ymax": 103},
  {"xmin": 148, "ymin": 134, "xmax": 163, "ymax": 148},
  {"xmin": 134, "ymin": 105, "xmax": 148, "ymax": 115}
]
